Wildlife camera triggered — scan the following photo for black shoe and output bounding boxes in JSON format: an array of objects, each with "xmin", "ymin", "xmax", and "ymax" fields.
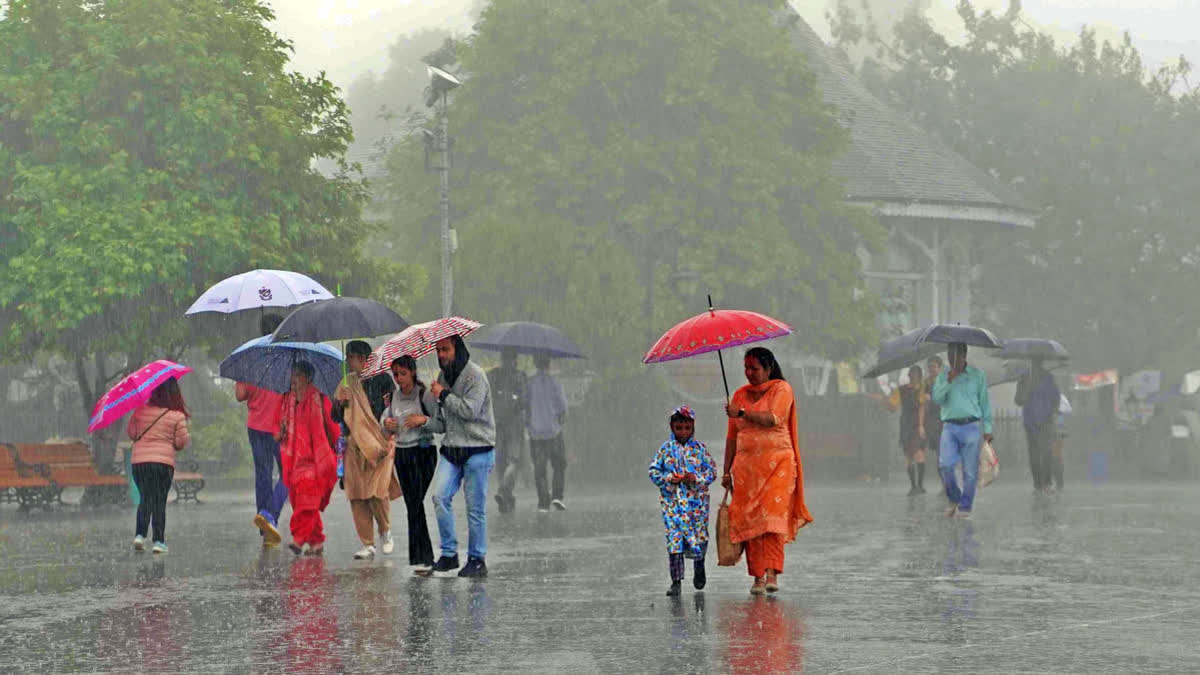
[
  {"xmin": 426, "ymin": 554, "xmax": 460, "ymax": 576},
  {"xmin": 666, "ymin": 581, "xmax": 682, "ymax": 597},
  {"xmin": 458, "ymin": 557, "xmax": 488, "ymax": 578},
  {"xmin": 907, "ymin": 486, "xmax": 921, "ymax": 496},
  {"xmin": 693, "ymin": 562, "xmax": 706, "ymax": 590},
  {"xmin": 288, "ymin": 543, "xmax": 303, "ymax": 556}
]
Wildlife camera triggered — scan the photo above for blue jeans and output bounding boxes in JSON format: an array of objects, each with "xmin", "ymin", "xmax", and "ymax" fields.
[
  {"xmin": 432, "ymin": 450, "xmax": 494, "ymax": 560},
  {"xmin": 939, "ymin": 422, "xmax": 982, "ymax": 512},
  {"xmin": 249, "ymin": 429, "xmax": 288, "ymax": 523}
]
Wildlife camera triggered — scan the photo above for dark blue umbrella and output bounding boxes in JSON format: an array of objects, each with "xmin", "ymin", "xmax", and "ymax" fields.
[
  {"xmin": 272, "ymin": 296, "xmax": 409, "ymax": 343},
  {"xmin": 916, "ymin": 323, "xmax": 1004, "ymax": 349},
  {"xmin": 219, "ymin": 336, "xmax": 345, "ymax": 398},
  {"xmin": 863, "ymin": 327, "xmax": 947, "ymax": 378},
  {"xmin": 995, "ymin": 338, "xmax": 1070, "ymax": 361},
  {"xmin": 470, "ymin": 321, "xmax": 585, "ymax": 359}
]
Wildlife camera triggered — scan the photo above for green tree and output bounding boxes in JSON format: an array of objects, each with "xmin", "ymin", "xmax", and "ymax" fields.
[
  {"xmin": 382, "ymin": 0, "xmax": 880, "ymax": 366},
  {"xmin": 0, "ymin": 0, "xmax": 423, "ymax": 464},
  {"xmin": 832, "ymin": 0, "xmax": 1200, "ymax": 371}
]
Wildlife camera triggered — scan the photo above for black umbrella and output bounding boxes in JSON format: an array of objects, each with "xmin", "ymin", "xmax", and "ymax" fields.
[
  {"xmin": 995, "ymin": 338, "xmax": 1070, "ymax": 361},
  {"xmin": 271, "ymin": 297, "xmax": 409, "ymax": 343},
  {"xmin": 863, "ymin": 327, "xmax": 947, "ymax": 379},
  {"xmin": 470, "ymin": 321, "xmax": 585, "ymax": 359},
  {"xmin": 916, "ymin": 323, "xmax": 1004, "ymax": 349},
  {"xmin": 991, "ymin": 359, "xmax": 1067, "ymax": 387}
]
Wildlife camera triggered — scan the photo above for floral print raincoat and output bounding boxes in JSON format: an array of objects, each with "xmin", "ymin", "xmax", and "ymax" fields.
[{"xmin": 649, "ymin": 435, "xmax": 717, "ymax": 557}]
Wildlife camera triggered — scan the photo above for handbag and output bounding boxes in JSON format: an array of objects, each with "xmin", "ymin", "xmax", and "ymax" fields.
[
  {"xmin": 978, "ymin": 439, "xmax": 1000, "ymax": 487},
  {"xmin": 716, "ymin": 488, "xmax": 744, "ymax": 567}
]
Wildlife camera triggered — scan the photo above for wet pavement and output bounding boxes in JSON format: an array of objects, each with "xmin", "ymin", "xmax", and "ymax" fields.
[{"xmin": 2, "ymin": 480, "xmax": 1199, "ymax": 673}]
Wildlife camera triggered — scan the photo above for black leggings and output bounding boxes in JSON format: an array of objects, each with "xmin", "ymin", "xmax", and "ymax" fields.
[
  {"xmin": 394, "ymin": 446, "xmax": 437, "ymax": 566},
  {"xmin": 133, "ymin": 462, "xmax": 174, "ymax": 543}
]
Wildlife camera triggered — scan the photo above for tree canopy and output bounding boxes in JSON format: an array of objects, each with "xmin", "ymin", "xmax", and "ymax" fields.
[
  {"xmin": 0, "ymin": 0, "xmax": 423, "ymax": 422},
  {"xmin": 380, "ymin": 0, "xmax": 882, "ymax": 374},
  {"xmin": 832, "ymin": 0, "xmax": 1200, "ymax": 371}
]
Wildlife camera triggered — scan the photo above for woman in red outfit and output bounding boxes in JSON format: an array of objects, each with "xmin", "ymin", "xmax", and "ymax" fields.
[{"xmin": 276, "ymin": 361, "xmax": 340, "ymax": 555}]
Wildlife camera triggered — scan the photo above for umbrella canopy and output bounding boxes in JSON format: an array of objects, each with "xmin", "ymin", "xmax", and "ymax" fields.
[
  {"xmin": 995, "ymin": 338, "xmax": 1070, "ymax": 361},
  {"xmin": 916, "ymin": 323, "xmax": 1004, "ymax": 349},
  {"xmin": 185, "ymin": 269, "xmax": 333, "ymax": 315},
  {"xmin": 271, "ymin": 297, "xmax": 409, "ymax": 344},
  {"xmin": 362, "ymin": 317, "xmax": 483, "ymax": 378},
  {"xmin": 470, "ymin": 321, "xmax": 585, "ymax": 359},
  {"xmin": 990, "ymin": 359, "xmax": 1067, "ymax": 387},
  {"xmin": 219, "ymin": 335, "xmax": 344, "ymax": 398},
  {"xmin": 862, "ymin": 327, "xmax": 949, "ymax": 379},
  {"xmin": 88, "ymin": 360, "xmax": 192, "ymax": 433},
  {"xmin": 643, "ymin": 297, "xmax": 791, "ymax": 399}
]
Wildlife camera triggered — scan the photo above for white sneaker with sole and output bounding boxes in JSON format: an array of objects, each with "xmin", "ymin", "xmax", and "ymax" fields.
[
  {"xmin": 381, "ymin": 531, "xmax": 395, "ymax": 555},
  {"xmin": 151, "ymin": 542, "xmax": 168, "ymax": 555},
  {"xmin": 133, "ymin": 535, "xmax": 145, "ymax": 552},
  {"xmin": 354, "ymin": 545, "xmax": 377, "ymax": 560},
  {"xmin": 551, "ymin": 499, "xmax": 567, "ymax": 511}
]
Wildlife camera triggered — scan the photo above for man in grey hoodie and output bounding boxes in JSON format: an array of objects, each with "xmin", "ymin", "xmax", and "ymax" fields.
[{"xmin": 425, "ymin": 334, "xmax": 496, "ymax": 578}]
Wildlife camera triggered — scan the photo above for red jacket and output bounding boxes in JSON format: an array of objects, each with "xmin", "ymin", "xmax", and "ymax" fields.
[{"xmin": 278, "ymin": 386, "xmax": 340, "ymax": 512}]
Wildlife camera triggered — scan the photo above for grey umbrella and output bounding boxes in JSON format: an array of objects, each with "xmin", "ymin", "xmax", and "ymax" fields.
[
  {"xmin": 271, "ymin": 297, "xmax": 409, "ymax": 343},
  {"xmin": 995, "ymin": 338, "xmax": 1070, "ymax": 361},
  {"xmin": 470, "ymin": 321, "xmax": 585, "ymax": 359},
  {"xmin": 863, "ymin": 327, "xmax": 947, "ymax": 378},
  {"xmin": 916, "ymin": 323, "xmax": 1004, "ymax": 349}
]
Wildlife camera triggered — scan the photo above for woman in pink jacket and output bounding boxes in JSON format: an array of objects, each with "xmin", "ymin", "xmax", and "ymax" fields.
[{"xmin": 126, "ymin": 379, "xmax": 191, "ymax": 554}]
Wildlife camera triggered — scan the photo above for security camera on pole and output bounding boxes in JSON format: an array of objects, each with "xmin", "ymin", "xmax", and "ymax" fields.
[{"xmin": 426, "ymin": 64, "xmax": 461, "ymax": 318}]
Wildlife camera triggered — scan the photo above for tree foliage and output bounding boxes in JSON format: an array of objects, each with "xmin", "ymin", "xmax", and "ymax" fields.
[
  {"xmin": 0, "ymin": 0, "xmax": 424, "ymax": 422},
  {"xmin": 381, "ymin": 0, "xmax": 881, "ymax": 374},
  {"xmin": 831, "ymin": 0, "xmax": 1200, "ymax": 371}
]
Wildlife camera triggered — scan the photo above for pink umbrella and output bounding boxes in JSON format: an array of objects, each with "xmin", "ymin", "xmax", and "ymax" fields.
[
  {"xmin": 88, "ymin": 360, "xmax": 192, "ymax": 433},
  {"xmin": 363, "ymin": 317, "xmax": 482, "ymax": 378}
]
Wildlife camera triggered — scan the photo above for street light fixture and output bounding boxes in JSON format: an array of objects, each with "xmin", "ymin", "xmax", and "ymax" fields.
[{"xmin": 425, "ymin": 64, "xmax": 461, "ymax": 318}]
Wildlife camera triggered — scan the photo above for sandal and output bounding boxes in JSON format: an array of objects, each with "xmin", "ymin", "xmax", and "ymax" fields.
[{"xmin": 750, "ymin": 577, "xmax": 767, "ymax": 595}]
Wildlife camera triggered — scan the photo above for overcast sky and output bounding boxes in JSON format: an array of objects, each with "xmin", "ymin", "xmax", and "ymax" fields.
[{"xmin": 268, "ymin": 0, "xmax": 1200, "ymax": 91}]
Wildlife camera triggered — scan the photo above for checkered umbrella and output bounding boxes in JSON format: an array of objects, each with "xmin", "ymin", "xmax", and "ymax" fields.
[{"xmin": 362, "ymin": 317, "xmax": 482, "ymax": 378}]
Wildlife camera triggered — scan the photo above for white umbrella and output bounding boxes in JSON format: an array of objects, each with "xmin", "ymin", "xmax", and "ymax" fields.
[{"xmin": 185, "ymin": 269, "xmax": 334, "ymax": 315}]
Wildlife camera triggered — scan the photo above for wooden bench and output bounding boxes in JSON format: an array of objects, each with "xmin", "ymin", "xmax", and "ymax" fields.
[
  {"xmin": 13, "ymin": 442, "xmax": 127, "ymax": 505},
  {"xmin": 0, "ymin": 443, "xmax": 59, "ymax": 510}
]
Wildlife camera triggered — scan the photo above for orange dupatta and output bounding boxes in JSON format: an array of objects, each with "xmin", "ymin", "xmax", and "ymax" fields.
[{"xmin": 726, "ymin": 379, "xmax": 813, "ymax": 543}]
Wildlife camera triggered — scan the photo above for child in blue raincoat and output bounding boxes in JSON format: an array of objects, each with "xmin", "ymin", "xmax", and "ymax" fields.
[{"xmin": 649, "ymin": 406, "xmax": 717, "ymax": 597}]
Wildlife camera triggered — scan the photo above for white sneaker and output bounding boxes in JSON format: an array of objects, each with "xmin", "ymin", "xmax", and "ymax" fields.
[
  {"xmin": 354, "ymin": 545, "xmax": 377, "ymax": 560},
  {"xmin": 151, "ymin": 542, "xmax": 168, "ymax": 555},
  {"xmin": 133, "ymin": 535, "xmax": 145, "ymax": 552},
  {"xmin": 551, "ymin": 499, "xmax": 567, "ymax": 511},
  {"xmin": 381, "ymin": 532, "xmax": 395, "ymax": 555}
]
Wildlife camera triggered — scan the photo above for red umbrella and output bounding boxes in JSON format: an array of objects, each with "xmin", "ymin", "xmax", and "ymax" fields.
[
  {"xmin": 362, "ymin": 316, "xmax": 482, "ymax": 378},
  {"xmin": 643, "ymin": 296, "xmax": 791, "ymax": 399}
]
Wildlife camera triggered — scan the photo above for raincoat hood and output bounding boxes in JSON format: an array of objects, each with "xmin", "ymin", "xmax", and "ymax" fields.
[{"xmin": 440, "ymin": 334, "xmax": 472, "ymax": 388}]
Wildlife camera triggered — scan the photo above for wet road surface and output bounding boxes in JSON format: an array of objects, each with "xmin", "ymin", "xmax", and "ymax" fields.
[{"xmin": 2, "ymin": 480, "xmax": 1198, "ymax": 673}]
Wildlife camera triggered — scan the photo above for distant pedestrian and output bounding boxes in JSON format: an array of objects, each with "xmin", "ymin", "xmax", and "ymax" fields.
[
  {"xmin": 1052, "ymin": 393, "xmax": 1072, "ymax": 490},
  {"xmin": 721, "ymin": 347, "xmax": 812, "ymax": 595},
  {"xmin": 382, "ymin": 355, "xmax": 443, "ymax": 570},
  {"xmin": 426, "ymin": 335, "xmax": 496, "ymax": 578},
  {"xmin": 527, "ymin": 353, "xmax": 569, "ymax": 512},
  {"xmin": 882, "ymin": 365, "xmax": 927, "ymax": 495},
  {"xmin": 277, "ymin": 361, "xmax": 340, "ymax": 556},
  {"xmin": 237, "ymin": 313, "xmax": 288, "ymax": 546},
  {"xmin": 1015, "ymin": 358, "xmax": 1061, "ymax": 494},
  {"xmin": 932, "ymin": 343, "xmax": 994, "ymax": 519},
  {"xmin": 649, "ymin": 406, "xmax": 716, "ymax": 596},
  {"xmin": 924, "ymin": 356, "xmax": 945, "ymax": 465},
  {"xmin": 127, "ymin": 379, "xmax": 191, "ymax": 555},
  {"xmin": 335, "ymin": 340, "xmax": 401, "ymax": 560},
  {"xmin": 487, "ymin": 348, "xmax": 527, "ymax": 514}
]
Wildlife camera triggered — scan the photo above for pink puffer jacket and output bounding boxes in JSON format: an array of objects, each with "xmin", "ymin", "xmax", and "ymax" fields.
[{"xmin": 127, "ymin": 406, "xmax": 190, "ymax": 467}]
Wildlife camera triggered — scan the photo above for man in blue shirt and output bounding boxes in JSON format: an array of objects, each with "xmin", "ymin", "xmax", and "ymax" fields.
[
  {"xmin": 1015, "ymin": 359, "xmax": 1061, "ymax": 494},
  {"xmin": 931, "ymin": 343, "xmax": 994, "ymax": 518}
]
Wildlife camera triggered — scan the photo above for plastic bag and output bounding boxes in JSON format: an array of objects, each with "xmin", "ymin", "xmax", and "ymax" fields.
[{"xmin": 978, "ymin": 439, "xmax": 1000, "ymax": 487}]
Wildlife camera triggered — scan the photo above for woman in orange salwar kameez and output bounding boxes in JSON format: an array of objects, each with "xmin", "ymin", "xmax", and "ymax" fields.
[
  {"xmin": 277, "ymin": 362, "xmax": 340, "ymax": 556},
  {"xmin": 722, "ymin": 347, "xmax": 812, "ymax": 595}
]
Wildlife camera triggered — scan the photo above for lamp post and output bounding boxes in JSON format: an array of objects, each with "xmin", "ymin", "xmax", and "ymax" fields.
[{"xmin": 426, "ymin": 65, "xmax": 461, "ymax": 318}]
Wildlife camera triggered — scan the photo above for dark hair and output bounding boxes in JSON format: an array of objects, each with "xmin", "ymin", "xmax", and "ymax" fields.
[
  {"xmin": 260, "ymin": 313, "xmax": 283, "ymax": 337},
  {"xmin": 292, "ymin": 360, "xmax": 315, "ymax": 380},
  {"xmin": 534, "ymin": 352, "xmax": 551, "ymax": 370},
  {"xmin": 745, "ymin": 347, "xmax": 784, "ymax": 381},
  {"xmin": 390, "ymin": 354, "xmax": 426, "ymax": 392},
  {"xmin": 346, "ymin": 340, "xmax": 372, "ymax": 358},
  {"xmin": 908, "ymin": 365, "xmax": 924, "ymax": 379},
  {"xmin": 148, "ymin": 379, "xmax": 190, "ymax": 417},
  {"xmin": 669, "ymin": 411, "xmax": 694, "ymax": 425}
]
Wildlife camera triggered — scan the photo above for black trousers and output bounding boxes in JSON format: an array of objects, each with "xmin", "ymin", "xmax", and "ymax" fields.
[
  {"xmin": 530, "ymin": 434, "xmax": 567, "ymax": 508},
  {"xmin": 1025, "ymin": 422, "xmax": 1057, "ymax": 489},
  {"xmin": 132, "ymin": 462, "xmax": 174, "ymax": 543},
  {"xmin": 494, "ymin": 423, "xmax": 524, "ymax": 500},
  {"xmin": 394, "ymin": 445, "xmax": 437, "ymax": 565}
]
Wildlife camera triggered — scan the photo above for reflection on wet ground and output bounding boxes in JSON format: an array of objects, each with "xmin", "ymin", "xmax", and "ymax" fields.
[{"xmin": 1, "ymin": 482, "xmax": 1198, "ymax": 672}]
